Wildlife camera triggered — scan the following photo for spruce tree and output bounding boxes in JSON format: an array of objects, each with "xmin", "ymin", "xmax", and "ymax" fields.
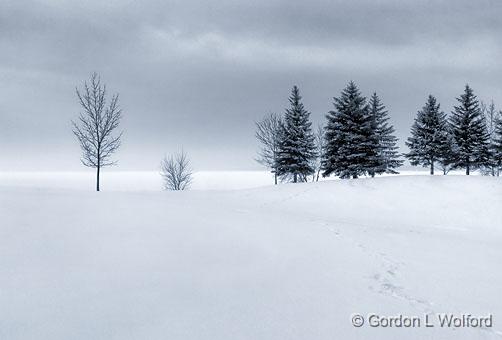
[
  {"xmin": 449, "ymin": 85, "xmax": 490, "ymax": 175},
  {"xmin": 322, "ymin": 81, "xmax": 378, "ymax": 179},
  {"xmin": 368, "ymin": 92, "xmax": 403, "ymax": 175},
  {"xmin": 275, "ymin": 86, "xmax": 316, "ymax": 183},
  {"xmin": 405, "ymin": 95, "xmax": 450, "ymax": 175}
]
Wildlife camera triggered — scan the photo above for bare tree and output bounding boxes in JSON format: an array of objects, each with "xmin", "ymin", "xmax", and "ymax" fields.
[
  {"xmin": 160, "ymin": 149, "xmax": 193, "ymax": 190},
  {"xmin": 311, "ymin": 124, "xmax": 326, "ymax": 182},
  {"xmin": 255, "ymin": 113, "xmax": 282, "ymax": 185},
  {"xmin": 480, "ymin": 100, "xmax": 501, "ymax": 176},
  {"xmin": 72, "ymin": 73, "xmax": 123, "ymax": 191}
]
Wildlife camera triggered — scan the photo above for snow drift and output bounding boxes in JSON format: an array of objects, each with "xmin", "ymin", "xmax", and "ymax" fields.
[{"xmin": 1, "ymin": 175, "xmax": 501, "ymax": 339}]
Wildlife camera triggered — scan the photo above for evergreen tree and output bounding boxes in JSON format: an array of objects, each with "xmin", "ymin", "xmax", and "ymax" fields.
[
  {"xmin": 322, "ymin": 81, "xmax": 378, "ymax": 179},
  {"xmin": 405, "ymin": 95, "xmax": 450, "ymax": 175},
  {"xmin": 449, "ymin": 85, "xmax": 490, "ymax": 175},
  {"xmin": 368, "ymin": 92, "xmax": 403, "ymax": 175},
  {"xmin": 275, "ymin": 86, "xmax": 316, "ymax": 183}
]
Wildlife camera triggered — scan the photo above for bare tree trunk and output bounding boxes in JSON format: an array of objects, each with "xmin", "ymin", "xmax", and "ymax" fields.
[
  {"xmin": 430, "ymin": 161, "xmax": 434, "ymax": 175},
  {"xmin": 96, "ymin": 150, "xmax": 101, "ymax": 191},
  {"xmin": 293, "ymin": 173, "xmax": 297, "ymax": 183},
  {"xmin": 96, "ymin": 165, "xmax": 100, "ymax": 191},
  {"xmin": 316, "ymin": 169, "xmax": 321, "ymax": 182},
  {"xmin": 274, "ymin": 172, "xmax": 277, "ymax": 185}
]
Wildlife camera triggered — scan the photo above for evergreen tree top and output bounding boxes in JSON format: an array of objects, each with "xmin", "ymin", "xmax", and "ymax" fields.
[
  {"xmin": 452, "ymin": 84, "xmax": 481, "ymax": 117},
  {"xmin": 286, "ymin": 85, "xmax": 311, "ymax": 119},
  {"xmin": 289, "ymin": 85, "xmax": 302, "ymax": 107},
  {"xmin": 422, "ymin": 95, "xmax": 442, "ymax": 115},
  {"xmin": 369, "ymin": 92, "xmax": 389, "ymax": 122},
  {"xmin": 369, "ymin": 92, "xmax": 385, "ymax": 109},
  {"xmin": 426, "ymin": 94, "xmax": 438, "ymax": 108},
  {"xmin": 328, "ymin": 81, "xmax": 368, "ymax": 123},
  {"xmin": 335, "ymin": 81, "xmax": 366, "ymax": 106}
]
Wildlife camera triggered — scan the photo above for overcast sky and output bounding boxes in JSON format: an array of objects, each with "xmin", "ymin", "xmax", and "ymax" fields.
[{"xmin": 1, "ymin": 0, "xmax": 501, "ymax": 171}]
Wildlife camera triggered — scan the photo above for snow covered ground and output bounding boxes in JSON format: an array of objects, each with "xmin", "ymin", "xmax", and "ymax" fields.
[
  {"xmin": 1, "ymin": 174, "xmax": 501, "ymax": 339},
  {"xmin": 0, "ymin": 169, "xmax": 475, "ymax": 191},
  {"xmin": 0, "ymin": 171, "xmax": 275, "ymax": 191}
]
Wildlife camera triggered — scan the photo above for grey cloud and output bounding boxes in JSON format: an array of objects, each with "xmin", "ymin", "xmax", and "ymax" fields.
[{"xmin": 1, "ymin": 0, "xmax": 501, "ymax": 171}]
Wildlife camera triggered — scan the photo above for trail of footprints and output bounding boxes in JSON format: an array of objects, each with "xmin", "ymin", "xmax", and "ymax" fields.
[
  {"xmin": 322, "ymin": 220, "xmax": 502, "ymax": 338},
  {"xmin": 322, "ymin": 221, "xmax": 435, "ymax": 314}
]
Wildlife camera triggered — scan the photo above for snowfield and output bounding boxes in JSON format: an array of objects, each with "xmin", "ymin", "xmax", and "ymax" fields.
[{"xmin": 1, "ymin": 175, "xmax": 501, "ymax": 339}]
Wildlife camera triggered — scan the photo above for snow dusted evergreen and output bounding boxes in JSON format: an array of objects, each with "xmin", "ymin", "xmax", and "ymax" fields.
[
  {"xmin": 275, "ymin": 86, "xmax": 316, "ymax": 183},
  {"xmin": 405, "ymin": 95, "xmax": 451, "ymax": 175},
  {"xmin": 368, "ymin": 92, "xmax": 403, "ymax": 175},
  {"xmin": 449, "ymin": 85, "xmax": 490, "ymax": 175},
  {"xmin": 322, "ymin": 82, "xmax": 378, "ymax": 179},
  {"xmin": 256, "ymin": 82, "xmax": 502, "ymax": 181}
]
